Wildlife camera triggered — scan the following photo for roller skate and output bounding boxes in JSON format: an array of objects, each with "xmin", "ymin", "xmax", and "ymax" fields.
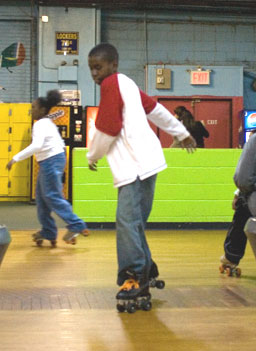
[
  {"xmin": 149, "ymin": 260, "xmax": 165, "ymax": 289},
  {"xmin": 116, "ymin": 273, "xmax": 152, "ymax": 313},
  {"xmin": 219, "ymin": 255, "xmax": 241, "ymax": 277},
  {"xmin": 62, "ymin": 228, "xmax": 89, "ymax": 245},
  {"xmin": 32, "ymin": 231, "xmax": 57, "ymax": 248}
]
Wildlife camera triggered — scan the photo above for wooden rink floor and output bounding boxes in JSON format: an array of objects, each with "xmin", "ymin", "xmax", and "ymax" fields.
[{"xmin": 1, "ymin": 229, "xmax": 256, "ymax": 351}]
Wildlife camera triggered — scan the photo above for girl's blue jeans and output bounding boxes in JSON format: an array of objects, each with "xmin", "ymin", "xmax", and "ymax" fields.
[
  {"xmin": 36, "ymin": 152, "xmax": 87, "ymax": 240},
  {"xmin": 116, "ymin": 174, "xmax": 157, "ymax": 286}
]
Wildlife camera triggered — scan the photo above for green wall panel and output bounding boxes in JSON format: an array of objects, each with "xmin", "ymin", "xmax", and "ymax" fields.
[
  {"xmin": 73, "ymin": 167, "xmax": 113, "ymax": 184},
  {"xmin": 163, "ymin": 149, "xmax": 240, "ymax": 167},
  {"xmin": 73, "ymin": 184, "xmax": 117, "ymax": 200},
  {"xmin": 158, "ymin": 167, "xmax": 234, "ymax": 184},
  {"xmin": 72, "ymin": 148, "xmax": 242, "ymax": 223},
  {"xmin": 73, "ymin": 149, "xmax": 109, "ymax": 167},
  {"xmin": 154, "ymin": 184, "xmax": 235, "ymax": 200}
]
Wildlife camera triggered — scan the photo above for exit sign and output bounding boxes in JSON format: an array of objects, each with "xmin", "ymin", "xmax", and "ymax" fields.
[{"xmin": 190, "ymin": 70, "xmax": 210, "ymax": 85}]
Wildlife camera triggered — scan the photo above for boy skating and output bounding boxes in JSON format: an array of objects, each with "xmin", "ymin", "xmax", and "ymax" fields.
[{"xmin": 87, "ymin": 43, "xmax": 196, "ymax": 312}]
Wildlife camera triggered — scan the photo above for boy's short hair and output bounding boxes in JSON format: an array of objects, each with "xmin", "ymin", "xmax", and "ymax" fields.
[{"xmin": 88, "ymin": 43, "xmax": 119, "ymax": 63}]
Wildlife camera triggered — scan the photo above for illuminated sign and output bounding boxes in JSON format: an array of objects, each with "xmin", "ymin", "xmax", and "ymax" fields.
[
  {"xmin": 244, "ymin": 110, "xmax": 256, "ymax": 130},
  {"xmin": 86, "ymin": 106, "xmax": 99, "ymax": 147},
  {"xmin": 56, "ymin": 32, "xmax": 79, "ymax": 55},
  {"xmin": 190, "ymin": 70, "xmax": 210, "ymax": 85},
  {"xmin": 60, "ymin": 90, "xmax": 81, "ymax": 106}
]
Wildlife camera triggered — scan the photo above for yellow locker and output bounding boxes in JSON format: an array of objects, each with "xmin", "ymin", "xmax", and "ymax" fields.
[
  {"xmin": 0, "ymin": 105, "xmax": 11, "ymax": 197},
  {"xmin": 0, "ymin": 103, "xmax": 32, "ymax": 199},
  {"xmin": 9, "ymin": 104, "xmax": 31, "ymax": 197},
  {"xmin": 0, "ymin": 104, "xmax": 11, "ymax": 122},
  {"xmin": 0, "ymin": 141, "xmax": 9, "ymax": 159},
  {"xmin": 0, "ymin": 141, "xmax": 9, "ymax": 195},
  {"xmin": 0, "ymin": 123, "xmax": 9, "ymax": 141},
  {"xmin": 11, "ymin": 104, "xmax": 32, "ymax": 123}
]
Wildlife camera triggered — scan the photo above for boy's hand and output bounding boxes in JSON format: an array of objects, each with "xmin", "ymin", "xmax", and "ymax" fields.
[
  {"xmin": 180, "ymin": 136, "xmax": 196, "ymax": 153},
  {"xmin": 6, "ymin": 159, "xmax": 16, "ymax": 170},
  {"xmin": 88, "ymin": 161, "xmax": 97, "ymax": 171}
]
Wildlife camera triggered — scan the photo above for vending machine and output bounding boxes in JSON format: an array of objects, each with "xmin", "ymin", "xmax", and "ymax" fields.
[
  {"xmin": 243, "ymin": 110, "xmax": 256, "ymax": 143},
  {"xmin": 31, "ymin": 105, "xmax": 86, "ymax": 202}
]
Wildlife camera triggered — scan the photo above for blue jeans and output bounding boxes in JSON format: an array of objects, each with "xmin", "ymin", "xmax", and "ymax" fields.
[
  {"xmin": 116, "ymin": 174, "xmax": 157, "ymax": 285},
  {"xmin": 36, "ymin": 152, "xmax": 87, "ymax": 240}
]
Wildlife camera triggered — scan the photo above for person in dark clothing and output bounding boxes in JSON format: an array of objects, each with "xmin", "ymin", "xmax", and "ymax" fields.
[
  {"xmin": 221, "ymin": 191, "xmax": 251, "ymax": 269},
  {"xmin": 220, "ymin": 130, "xmax": 256, "ymax": 276},
  {"xmin": 178, "ymin": 109, "xmax": 209, "ymax": 148},
  {"xmin": 171, "ymin": 107, "xmax": 209, "ymax": 148}
]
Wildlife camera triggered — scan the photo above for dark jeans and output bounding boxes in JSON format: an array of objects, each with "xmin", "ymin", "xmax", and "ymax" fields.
[{"xmin": 224, "ymin": 195, "xmax": 252, "ymax": 265}]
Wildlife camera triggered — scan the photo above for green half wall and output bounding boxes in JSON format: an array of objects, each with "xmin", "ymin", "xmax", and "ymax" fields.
[{"xmin": 73, "ymin": 148, "xmax": 242, "ymax": 225}]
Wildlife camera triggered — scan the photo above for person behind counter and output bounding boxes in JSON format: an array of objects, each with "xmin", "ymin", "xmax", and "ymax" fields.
[{"xmin": 171, "ymin": 106, "xmax": 209, "ymax": 148}]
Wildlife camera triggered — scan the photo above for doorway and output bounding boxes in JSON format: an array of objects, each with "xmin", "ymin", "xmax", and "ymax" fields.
[{"xmin": 157, "ymin": 98, "xmax": 232, "ymax": 148}]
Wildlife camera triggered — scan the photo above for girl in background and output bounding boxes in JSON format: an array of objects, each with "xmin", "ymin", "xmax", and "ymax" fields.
[
  {"xmin": 6, "ymin": 90, "xmax": 88, "ymax": 247},
  {"xmin": 171, "ymin": 106, "xmax": 209, "ymax": 148}
]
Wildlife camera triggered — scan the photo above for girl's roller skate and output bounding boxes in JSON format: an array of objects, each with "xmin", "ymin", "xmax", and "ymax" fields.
[
  {"xmin": 116, "ymin": 273, "xmax": 152, "ymax": 313},
  {"xmin": 219, "ymin": 254, "xmax": 241, "ymax": 277},
  {"xmin": 62, "ymin": 228, "xmax": 89, "ymax": 245},
  {"xmin": 149, "ymin": 260, "xmax": 165, "ymax": 289},
  {"xmin": 32, "ymin": 231, "xmax": 57, "ymax": 248}
]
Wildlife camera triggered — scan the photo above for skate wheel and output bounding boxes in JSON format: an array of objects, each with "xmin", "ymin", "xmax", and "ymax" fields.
[
  {"xmin": 51, "ymin": 240, "xmax": 57, "ymax": 248},
  {"xmin": 226, "ymin": 267, "xmax": 232, "ymax": 277},
  {"xmin": 235, "ymin": 268, "xmax": 241, "ymax": 277},
  {"xmin": 65, "ymin": 238, "xmax": 76, "ymax": 245},
  {"xmin": 149, "ymin": 279, "xmax": 157, "ymax": 288},
  {"xmin": 141, "ymin": 299, "xmax": 152, "ymax": 311},
  {"xmin": 156, "ymin": 280, "xmax": 165, "ymax": 289},
  {"xmin": 127, "ymin": 302, "xmax": 136, "ymax": 314},
  {"xmin": 36, "ymin": 239, "xmax": 43, "ymax": 247},
  {"xmin": 219, "ymin": 265, "xmax": 225, "ymax": 274},
  {"xmin": 116, "ymin": 303, "xmax": 126, "ymax": 313}
]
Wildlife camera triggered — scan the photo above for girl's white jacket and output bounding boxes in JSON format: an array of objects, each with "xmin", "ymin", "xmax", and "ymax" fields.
[{"xmin": 13, "ymin": 118, "xmax": 65, "ymax": 163}]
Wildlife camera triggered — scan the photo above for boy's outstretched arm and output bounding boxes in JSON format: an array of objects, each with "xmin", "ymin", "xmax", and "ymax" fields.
[{"xmin": 146, "ymin": 102, "xmax": 196, "ymax": 152}]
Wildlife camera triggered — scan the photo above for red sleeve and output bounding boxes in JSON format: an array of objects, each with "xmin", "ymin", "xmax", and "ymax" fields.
[
  {"xmin": 95, "ymin": 74, "xmax": 123, "ymax": 136},
  {"xmin": 140, "ymin": 90, "xmax": 157, "ymax": 114}
]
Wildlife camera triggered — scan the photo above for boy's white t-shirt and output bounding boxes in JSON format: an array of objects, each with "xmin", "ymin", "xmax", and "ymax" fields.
[
  {"xmin": 13, "ymin": 117, "xmax": 65, "ymax": 163},
  {"xmin": 87, "ymin": 73, "xmax": 190, "ymax": 188}
]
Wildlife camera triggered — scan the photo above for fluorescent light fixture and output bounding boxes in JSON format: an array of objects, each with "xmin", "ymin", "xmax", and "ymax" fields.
[{"xmin": 41, "ymin": 15, "xmax": 49, "ymax": 23}]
